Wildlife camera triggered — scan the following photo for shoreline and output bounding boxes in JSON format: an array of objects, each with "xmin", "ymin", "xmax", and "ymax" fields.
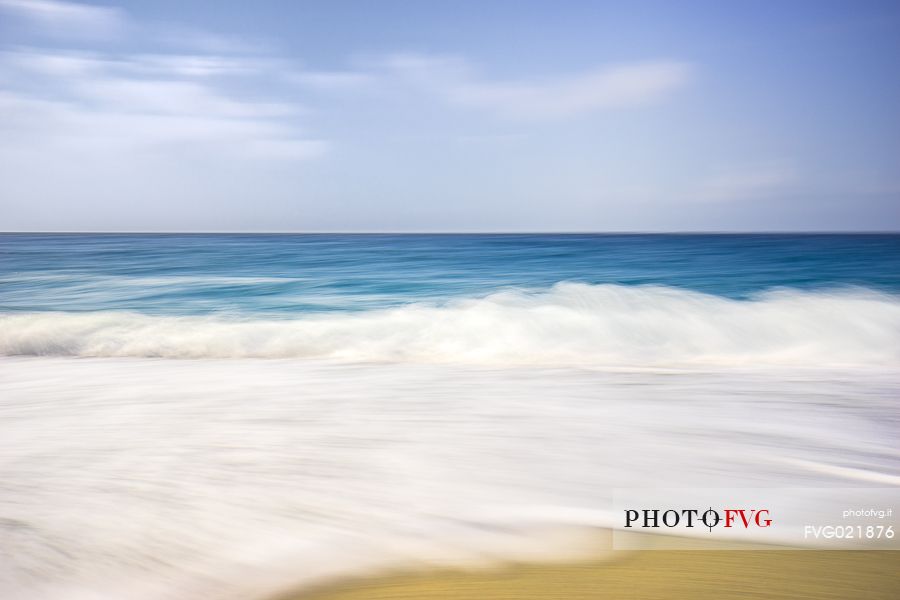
[{"xmin": 276, "ymin": 544, "xmax": 900, "ymax": 600}]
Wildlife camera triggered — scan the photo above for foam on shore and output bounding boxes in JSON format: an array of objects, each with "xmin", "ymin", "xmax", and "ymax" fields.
[
  {"xmin": 2, "ymin": 283, "xmax": 899, "ymax": 367},
  {"xmin": 1, "ymin": 357, "xmax": 898, "ymax": 599}
]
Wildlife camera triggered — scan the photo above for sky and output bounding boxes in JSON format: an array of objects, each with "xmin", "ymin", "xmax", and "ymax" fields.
[{"xmin": 0, "ymin": 0, "xmax": 898, "ymax": 232}]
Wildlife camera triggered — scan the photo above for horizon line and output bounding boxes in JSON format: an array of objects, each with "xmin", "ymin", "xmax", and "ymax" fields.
[{"xmin": 1, "ymin": 230, "xmax": 899, "ymax": 235}]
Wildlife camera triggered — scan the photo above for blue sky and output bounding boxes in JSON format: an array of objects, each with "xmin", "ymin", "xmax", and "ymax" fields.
[{"xmin": 1, "ymin": 0, "xmax": 898, "ymax": 231}]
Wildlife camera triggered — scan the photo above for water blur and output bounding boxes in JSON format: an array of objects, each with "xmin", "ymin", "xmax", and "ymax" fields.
[
  {"xmin": 1, "ymin": 234, "xmax": 899, "ymax": 599},
  {"xmin": 2, "ymin": 233, "xmax": 899, "ymax": 314}
]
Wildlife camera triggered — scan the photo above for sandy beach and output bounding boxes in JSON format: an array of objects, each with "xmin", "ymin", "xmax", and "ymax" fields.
[{"xmin": 286, "ymin": 547, "xmax": 900, "ymax": 600}]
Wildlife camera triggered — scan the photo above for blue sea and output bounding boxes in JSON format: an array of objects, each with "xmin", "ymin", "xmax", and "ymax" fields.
[
  {"xmin": 1, "ymin": 234, "xmax": 899, "ymax": 599},
  {"xmin": 2, "ymin": 233, "xmax": 899, "ymax": 363},
  {"xmin": 3, "ymin": 233, "xmax": 900, "ymax": 314}
]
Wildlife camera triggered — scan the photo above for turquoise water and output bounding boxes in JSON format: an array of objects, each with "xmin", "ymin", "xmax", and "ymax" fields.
[
  {"xmin": 2, "ymin": 233, "xmax": 899, "ymax": 364},
  {"xmin": 2, "ymin": 233, "xmax": 899, "ymax": 315},
  {"xmin": 1, "ymin": 233, "xmax": 899, "ymax": 600}
]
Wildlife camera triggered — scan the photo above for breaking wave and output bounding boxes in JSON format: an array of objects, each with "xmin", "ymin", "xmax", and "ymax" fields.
[{"xmin": 2, "ymin": 283, "xmax": 899, "ymax": 366}]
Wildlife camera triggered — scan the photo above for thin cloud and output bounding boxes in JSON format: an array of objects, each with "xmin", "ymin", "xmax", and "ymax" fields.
[
  {"xmin": 74, "ymin": 78, "xmax": 299, "ymax": 118},
  {"xmin": 0, "ymin": 1, "xmax": 327, "ymax": 161},
  {"xmin": 0, "ymin": 0, "xmax": 127, "ymax": 39},
  {"xmin": 382, "ymin": 53, "xmax": 692, "ymax": 120},
  {"xmin": 4, "ymin": 48, "xmax": 275, "ymax": 78},
  {"xmin": 0, "ymin": 47, "xmax": 324, "ymax": 160},
  {"xmin": 149, "ymin": 23, "xmax": 272, "ymax": 55},
  {"xmin": 129, "ymin": 54, "xmax": 273, "ymax": 77},
  {"xmin": 289, "ymin": 70, "xmax": 374, "ymax": 90},
  {"xmin": 0, "ymin": 89, "xmax": 327, "ymax": 160}
]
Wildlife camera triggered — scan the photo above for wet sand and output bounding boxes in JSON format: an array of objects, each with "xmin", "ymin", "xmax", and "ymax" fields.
[{"xmin": 280, "ymin": 545, "xmax": 900, "ymax": 600}]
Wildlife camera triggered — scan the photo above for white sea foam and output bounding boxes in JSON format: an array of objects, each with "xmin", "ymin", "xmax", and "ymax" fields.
[
  {"xmin": 1, "ymin": 358, "xmax": 898, "ymax": 600},
  {"xmin": 1, "ymin": 283, "xmax": 898, "ymax": 366}
]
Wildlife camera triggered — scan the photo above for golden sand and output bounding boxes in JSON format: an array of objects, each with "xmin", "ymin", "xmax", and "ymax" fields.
[{"xmin": 280, "ymin": 543, "xmax": 900, "ymax": 600}]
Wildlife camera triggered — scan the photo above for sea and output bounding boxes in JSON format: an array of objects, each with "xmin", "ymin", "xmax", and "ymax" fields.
[{"xmin": 1, "ymin": 233, "xmax": 899, "ymax": 599}]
